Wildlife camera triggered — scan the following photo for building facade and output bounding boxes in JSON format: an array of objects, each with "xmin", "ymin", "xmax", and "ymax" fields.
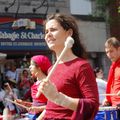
[{"xmin": 0, "ymin": 0, "xmax": 111, "ymax": 78}]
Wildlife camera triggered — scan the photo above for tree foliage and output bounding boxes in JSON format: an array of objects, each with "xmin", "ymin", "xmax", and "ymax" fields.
[{"xmin": 95, "ymin": 0, "xmax": 120, "ymax": 14}]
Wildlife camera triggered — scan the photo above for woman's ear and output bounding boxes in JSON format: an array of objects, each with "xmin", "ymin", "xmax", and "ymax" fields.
[{"xmin": 68, "ymin": 29, "xmax": 73, "ymax": 36}]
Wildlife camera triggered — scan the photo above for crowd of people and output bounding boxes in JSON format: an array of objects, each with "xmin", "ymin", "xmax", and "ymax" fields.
[{"xmin": 0, "ymin": 13, "xmax": 120, "ymax": 120}]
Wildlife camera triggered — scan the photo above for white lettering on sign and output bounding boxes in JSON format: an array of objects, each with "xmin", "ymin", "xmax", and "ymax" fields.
[
  {"xmin": 0, "ymin": 42, "xmax": 46, "ymax": 47},
  {"xmin": 0, "ymin": 32, "xmax": 19, "ymax": 41},
  {"xmin": 27, "ymin": 32, "xmax": 44, "ymax": 39},
  {"xmin": 21, "ymin": 32, "xmax": 27, "ymax": 39},
  {"xmin": 1, "ymin": 42, "xmax": 12, "ymax": 46},
  {"xmin": 0, "ymin": 31, "xmax": 44, "ymax": 41},
  {"xmin": 34, "ymin": 42, "xmax": 46, "ymax": 46},
  {"xmin": 17, "ymin": 42, "xmax": 33, "ymax": 46}
]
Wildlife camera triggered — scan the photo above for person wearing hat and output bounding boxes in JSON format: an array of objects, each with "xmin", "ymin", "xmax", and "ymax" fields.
[{"xmin": 15, "ymin": 55, "xmax": 52, "ymax": 120}]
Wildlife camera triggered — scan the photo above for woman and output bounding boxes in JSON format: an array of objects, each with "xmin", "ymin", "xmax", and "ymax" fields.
[
  {"xmin": 18, "ymin": 69, "xmax": 32, "ymax": 100},
  {"xmin": 94, "ymin": 67, "xmax": 107, "ymax": 105},
  {"xmin": 36, "ymin": 14, "xmax": 99, "ymax": 120},
  {"xmin": 15, "ymin": 55, "xmax": 51, "ymax": 120},
  {"xmin": 94, "ymin": 67, "xmax": 105, "ymax": 80}
]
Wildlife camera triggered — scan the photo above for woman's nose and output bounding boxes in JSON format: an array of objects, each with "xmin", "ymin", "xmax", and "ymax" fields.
[{"xmin": 46, "ymin": 31, "xmax": 52, "ymax": 38}]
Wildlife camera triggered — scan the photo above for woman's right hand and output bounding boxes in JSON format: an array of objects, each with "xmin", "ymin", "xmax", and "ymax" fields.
[
  {"xmin": 14, "ymin": 99, "xmax": 22, "ymax": 104},
  {"xmin": 15, "ymin": 99, "xmax": 32, "ymax": 107}
]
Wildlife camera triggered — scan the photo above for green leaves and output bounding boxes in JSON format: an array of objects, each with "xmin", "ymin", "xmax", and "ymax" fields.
[{"xmin": 118, "ymin": 6, "xmax": 120, "ymax": 13}]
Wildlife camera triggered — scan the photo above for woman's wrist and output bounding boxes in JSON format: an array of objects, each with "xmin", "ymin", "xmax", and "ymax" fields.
[{"xmin": 53, "ymin": 92, "xmax": 78, "ymax": 110}]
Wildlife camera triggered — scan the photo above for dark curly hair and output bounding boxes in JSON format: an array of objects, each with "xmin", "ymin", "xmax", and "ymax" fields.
[{"xmin": 44, "ymin": 13, "xmax": 88, "ymax": 59}]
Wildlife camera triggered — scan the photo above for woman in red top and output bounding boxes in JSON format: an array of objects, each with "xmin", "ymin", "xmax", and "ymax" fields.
[
  {"xmin": 18, "ymin": 69, "xmax": 31, "ymax": 100},
  {"xmin": 36, "ymin": 14, "xmax": 99, "ymax": 120},
  {"xmin": 15, "ymin": 55, "xmax": 51, "ymax": 120}
]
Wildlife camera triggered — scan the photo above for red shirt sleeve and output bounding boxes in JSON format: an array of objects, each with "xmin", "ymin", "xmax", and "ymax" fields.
[{"xmin": 71, "ymin": 63, "xmax": 99, "ymax": 120}]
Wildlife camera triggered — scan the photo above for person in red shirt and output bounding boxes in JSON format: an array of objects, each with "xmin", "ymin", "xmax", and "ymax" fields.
[
  {"xmin": 15, "ymin": 55, "xmax": 52, "ymax": 120},
  {"xmin": 18, "ymin": 69, "xmax": 32, "ymax": 100},
  {"xmin": 103, "ymin": 37, "xmax": 120, "ymax": 119},
  {"xmin": 36, "ymin": 13, "xmax": 99, "ymax": 120}
]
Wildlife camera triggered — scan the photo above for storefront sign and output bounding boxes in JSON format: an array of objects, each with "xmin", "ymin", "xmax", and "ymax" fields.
[{"xmin": 0, "ymin": 18, "xmax": 49, "ymax": 50}]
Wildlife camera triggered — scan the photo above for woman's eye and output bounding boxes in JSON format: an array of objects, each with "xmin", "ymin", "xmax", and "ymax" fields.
[
  {"xmin": 45, "ymin": 30, "xmax": 48, "ymax": 34},
  {"xmin": 45, "ymin": 28, "xmax": 57, "ymax": 34},
  {"xmin": 51, "ymin": 28, "xmax": 57, "ymax": 31}
]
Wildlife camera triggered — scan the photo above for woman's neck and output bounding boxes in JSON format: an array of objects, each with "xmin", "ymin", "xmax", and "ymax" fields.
[
  {"xmin": 37, "ymin": 73, "xmax": 46, "ymax": 81},
  {"xmin": 56, "ymin": 49, "xmax": 77, "ymax": 63}
]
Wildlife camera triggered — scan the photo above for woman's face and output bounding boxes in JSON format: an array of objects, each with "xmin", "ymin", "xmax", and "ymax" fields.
[
  {"xmin": 29, "ymin": 60, "xmax": 39, "ymax": 76},
  {"xmin": 45, "ymin": 19, "xmax": 70, "ymax": 51},
  {"xmin": 23, "ymin": 70, "xmax": 28, "ymax": 77},
  {"xmin": 96, "ymin": 69, "xmax": 103, "ymax": 79}
]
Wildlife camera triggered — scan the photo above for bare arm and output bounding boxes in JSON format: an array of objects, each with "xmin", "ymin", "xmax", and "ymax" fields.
[
  {"xmin": 38, "ymin": 80, "xmax": 79, "ymax": 111},
  {"xmin": 27, "ymin": 105, "xmax": 46, "ymax": 113}
]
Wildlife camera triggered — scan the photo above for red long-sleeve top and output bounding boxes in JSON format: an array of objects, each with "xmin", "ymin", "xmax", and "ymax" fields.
[{"xmin": 44, "ymin": 58, "xmax": 99, "ymax": 120}]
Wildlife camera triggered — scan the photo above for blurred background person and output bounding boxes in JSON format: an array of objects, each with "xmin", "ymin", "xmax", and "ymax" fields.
[
  {"xmin": 2, "ymin": 81, "xmax": 18, "ymax": 116},
  {"xmin": 94, "ymin": 67, "xmax": 107, "ymax": 105},
  {"xmin": 5, "ymin": 64, "xmax": 18, "ymax": 84},
  {"xmin": 0, "ymin": 78, "xmax": 5, "ymax": 115},
  {"xmin": 94, "ymin": 67, "xmax": 105, "ymax": 80},
  {"xmin": 17, "ymin": 69, "xmax": 32, "ymax": 100},
  {"xmin": 5, "ymin": 64, "xmax": 19, "ymax": 98}
]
